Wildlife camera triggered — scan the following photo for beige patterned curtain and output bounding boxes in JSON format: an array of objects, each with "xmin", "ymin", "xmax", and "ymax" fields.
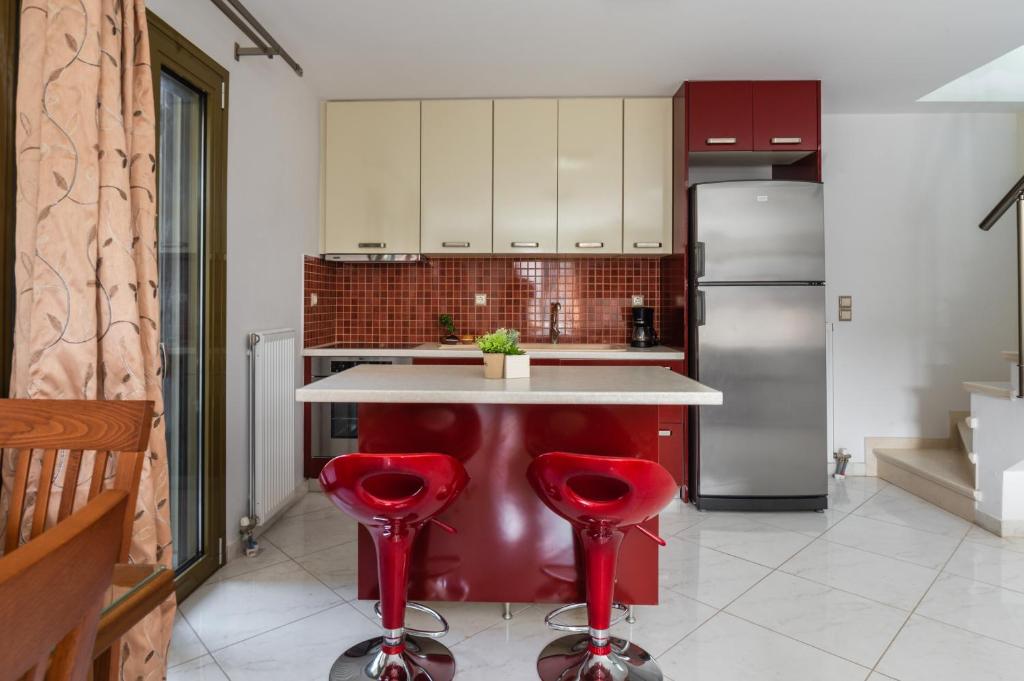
[{"xmin": 5, "ymin": 0, "xmax": 174, "ymax": 678}]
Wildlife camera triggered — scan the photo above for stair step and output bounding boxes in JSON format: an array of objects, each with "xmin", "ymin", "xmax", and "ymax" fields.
[
  {"xmin": 963, "ymin": 381, "xmax": 1014, "ymax": 399},
  {"xmin": 875, "ymin": 448, "xmax": 977, "ymax": 522}
]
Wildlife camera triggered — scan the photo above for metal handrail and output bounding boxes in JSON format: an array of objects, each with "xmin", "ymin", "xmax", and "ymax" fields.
[{"xmin": 979, "ymin": 173, "xmax": 1024, "ymax": 398}]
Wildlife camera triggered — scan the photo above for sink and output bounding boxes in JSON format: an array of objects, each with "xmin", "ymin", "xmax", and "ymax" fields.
[{"xmin": 436, "ymin": 343, "xmax": 628, "ymax": 352}]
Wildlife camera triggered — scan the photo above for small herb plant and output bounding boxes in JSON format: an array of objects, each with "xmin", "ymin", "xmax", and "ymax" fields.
[
  {"xmin": 438, "ymin": 314, "xmax": 456, "ymax": 336},
  {"xmin": 476, "ymin": 328, "xmax": 525, "ymax": 355}
]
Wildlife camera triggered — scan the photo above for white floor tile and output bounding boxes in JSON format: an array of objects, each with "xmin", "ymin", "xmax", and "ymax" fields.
[
  {"xmin": 292, "ymin": 540, "xmax": 359, "ymax": 601},
  {"xmin": 167, "ymin": 655, "xmax": 229, "ymax": 681},
  {"xmin": 944, "ymin": 538, "xmax": 1024, "ymax": 593},
  {"xmin": 822, "ymin": 514, "xmax": 962, "ymax": 569},
  {"xmin": 261, "ymin": 507, "xmax": 358, "ymax": 559},
  {"xmin": 168, "ymin": 614, "xmax": 208, "ymax": 669},
  {"xmin": 659, "ymin": 497, "xmax": 707, "ymax": 536},
  {"xmin": 726, "ymin": 571, "xmax": 907, "ymax": 667},
  {"xmin": 284, "ymin": 492, "xmax": 335, "ymax": 518},
  {"xmin": 450, "ymin": 606, "xmax": 563, "ymax": 680},
  {"xmin": 963, "ymin": 525, "xmax": 1024, "ymax": 555},
  {"xmin": 828, "ymin": 478, "xmax": 887, "ymax": 513},
  {"xmin": 676, "ymin": 514, "xmax": 815, "ymax": 567},
  {"xmin": 780, "ymin": 539, "xmax": 938, "ymax": 611},
  {"xmin": 878, "ymin": 615, "xmax": 1024, "ymax": 681},
  {"xmin": 657, "ymin": 612, "xmax": 869, "ymax": 681},
  {"xmin": 207, "ymin": 539, "xmax": 290, "ymax": 585},
  {"xmin": 853, "ymin": 486, "xmax": 971, "ymax": 538},
  {"xmin": 180, "ymin": 560, "xmax": 342, "ymax": 651},
  {"xmin": 917, "ymin": 573, "xmax": 1024, "ymax": 648},
  {"xmin": 737, "ymin": 509, "xmax": 848, "ymax": 537},
  {"xmin": 212, "ymin": 603, "xmax": 381, "ymax": 681},
  {"xmin": 659, "ymin": 536, "xmax": 771, "ymax": 608}
]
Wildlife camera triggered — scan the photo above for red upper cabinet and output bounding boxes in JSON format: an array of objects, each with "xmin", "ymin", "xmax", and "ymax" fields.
[
  {"xmin": 686, "ymin": 81, "xmax": 753, "ymax": 152},
  {"xmin": 752, "ymin": 81, "xmax": 820, "ymax": 152}
]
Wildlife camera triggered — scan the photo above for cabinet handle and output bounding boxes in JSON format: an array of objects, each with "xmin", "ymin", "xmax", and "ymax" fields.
[
  {"xmin": 771, "ymin": 137, "xmax": 803, "ymax": 145},
  {"xmin": 357, "ymin": 242, "xmax": 386, "ymax": 249},
  {"xmin": 633, "ymin": 242, "xmax": 662, "ymax": 249},
  {"xmin": 510, "ymin": 242, "xmax": 540, "ymax": 248},
  {"xmin": 658, "ymin": 429, "xmax": 673, "ymax": 437},
  {"xmin": 442, "ymin": 241, "xmax": 470, "ymax": 248},
  {"xmin": 575, "ymin": 242, "xmax": 604, "ymax": 249},
  {"xmin": 706, "ymin": 137, "xmax": 737, "ymax": 145},
  {"xmin": 695, "ymin": 290, "xmax": 707, "ymax": 327}
]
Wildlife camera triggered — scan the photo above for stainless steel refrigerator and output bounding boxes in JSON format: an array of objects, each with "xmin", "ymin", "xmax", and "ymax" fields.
[{"xmin": 689, "ymin": 180, "xmax": 827, "ymax": 511}]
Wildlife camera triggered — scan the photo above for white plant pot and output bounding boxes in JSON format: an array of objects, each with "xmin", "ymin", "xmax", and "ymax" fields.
[
  {"xmin": 503, "ymin": 354, "xmax": 531, "ymax": 379},
  {"xmin": 483, "ymin": 353, "xmax": 505, "ymax": 379}
]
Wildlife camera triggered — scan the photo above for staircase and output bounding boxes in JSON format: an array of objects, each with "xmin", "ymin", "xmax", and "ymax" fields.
[{"xmin": 871, "ymin": 350, "xmax": 1022, "ymax": 532}]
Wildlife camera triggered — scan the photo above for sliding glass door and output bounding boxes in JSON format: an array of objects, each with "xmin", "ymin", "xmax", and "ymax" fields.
[{"xmin": 149, "ymin": 12, "xmax": 227, "ymax": 599}]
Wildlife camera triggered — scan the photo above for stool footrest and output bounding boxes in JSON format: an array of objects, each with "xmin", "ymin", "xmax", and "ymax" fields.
[
  {"xmin": 372, "ymin": 601, "xmax": 450, "ymax": 639},
  {"xmin": 543, "ymin": 601, "xmax": 629, "ymax": 633}
]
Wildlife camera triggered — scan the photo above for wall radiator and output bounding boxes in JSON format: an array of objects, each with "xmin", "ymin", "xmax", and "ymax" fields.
[{"xmin": 247, "ymin": 329, "xmax": 297, "ymax": 526}]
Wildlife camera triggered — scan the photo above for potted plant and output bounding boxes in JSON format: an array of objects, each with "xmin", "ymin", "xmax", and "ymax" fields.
[
  {"xmin": 476, "ymin": 328, "xmax": 529, "ymax": 379},
  {"xmin": 438, "ymin": 314, "xmax": 458, "ymax": 345}
]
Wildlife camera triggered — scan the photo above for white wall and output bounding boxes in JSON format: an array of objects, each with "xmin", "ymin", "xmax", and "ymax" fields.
[
  {"xmin": 822, "ymin": 114, "xmax": 1020, "ymax": 463},
  {"xmin": 146, "ymin": 0, "xmax": 320, "ymax": 548}
]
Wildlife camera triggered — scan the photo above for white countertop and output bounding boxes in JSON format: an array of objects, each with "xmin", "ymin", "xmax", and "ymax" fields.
[
  {"xmin": 302, "ymin": 342, "xmax": 685, "ymax": 361},
  {"xmin": 295, "ymin": 364, "xmax": 721, "ymax": 406}
]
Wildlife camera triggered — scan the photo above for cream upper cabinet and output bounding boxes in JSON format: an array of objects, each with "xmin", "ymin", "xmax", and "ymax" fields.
[
  {"xmin": 322, "ymin": 100, "xmax": 420, "ymax": 255},
  {"xmin": 421, "ymin": 100, "xmax": 493, "ymax": 254},
  {"xmin": 557, "ymin": 98, "xmax": 623, "ymax": 254},
  {"xmin": 493, "ymin": 99, "xmax": 558, "ymax": 254},
  {"xmin": 623, "ymin": 98, "xmax": 672, "ymax": 254}
]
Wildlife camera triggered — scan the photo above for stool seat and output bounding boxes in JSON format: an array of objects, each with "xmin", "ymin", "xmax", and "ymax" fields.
[
  {"xmin": 320, "ymin": 453, "xmax": 469, "ymax": 681},
  {"xmin": 528, "ymin": 452, "xmax": 678, "ymax": 681}
]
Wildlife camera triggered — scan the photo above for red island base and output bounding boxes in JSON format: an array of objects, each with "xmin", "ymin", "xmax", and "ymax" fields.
[{"xmin": 354, "ymin": 402, "xmax": 665, "ymax": 606}]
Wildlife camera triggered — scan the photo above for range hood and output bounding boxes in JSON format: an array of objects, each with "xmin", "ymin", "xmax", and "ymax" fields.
[{"xmin": 324, "ymin": 253, "xmax": 425, "ymax": 263}]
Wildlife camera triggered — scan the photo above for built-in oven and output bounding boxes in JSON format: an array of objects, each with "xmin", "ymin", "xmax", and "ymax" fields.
[{"xmin": 311, "ymin": 356, "xmax": 412, "ymax": 459}]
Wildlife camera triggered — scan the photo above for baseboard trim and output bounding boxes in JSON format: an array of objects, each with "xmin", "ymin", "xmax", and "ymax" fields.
[{"xmin": 976, "ymin": 509, "xmax": 1024, "ymax": 538}]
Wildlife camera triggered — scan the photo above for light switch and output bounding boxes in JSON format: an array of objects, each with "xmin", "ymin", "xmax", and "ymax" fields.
[
  {"xmin": 474, "ymin": 293, "xmax": 487, "ymax": 306},
  {"xmin": 838, "ymin": 295, "xmax": 853, "ymax": 322},
  {"xmin": 839, "ymin": 309, "xmax": 853, "ymax": 322}
]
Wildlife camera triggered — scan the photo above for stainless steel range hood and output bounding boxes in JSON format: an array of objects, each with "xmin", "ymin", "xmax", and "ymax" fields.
[{"xmin": 324, "ymin": 253, "xmax": 425, "ymax": 263}]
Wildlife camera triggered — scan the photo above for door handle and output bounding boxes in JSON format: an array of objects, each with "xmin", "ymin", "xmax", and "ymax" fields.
[
  {"xmin": 658, "ymin": 429, "xmax": 673, "ymax": 437},
  {"xmin": 159, "ymin": 342, "xmax": 167, "ymax": 377},
  {"xmin": 771, "ymin": 137, "xmax": 803, "ymax": 145},
  {"xmin": 695, "ymin": 290, "xmax": 706, "ymax": 327},
  {"xmin": 706, "ymin": 137, "xmax": 737, "ymax": 145},
  {"xmin": 694, "ymin": 241, "xmax": 706, "ymax": 278}
]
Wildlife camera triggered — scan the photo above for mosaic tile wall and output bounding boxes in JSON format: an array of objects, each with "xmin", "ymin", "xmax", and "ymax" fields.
[{"xmin": 303, "ymin": 255, "xmax": 665, "ymax": 346}]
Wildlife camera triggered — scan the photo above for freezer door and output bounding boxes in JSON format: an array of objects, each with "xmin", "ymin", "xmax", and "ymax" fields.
[
  {"xmin": 696, "ymin": 284, "xmax": 826, "ymax": 498},
  {"xmin": 693, "ymin": 181, "xmax": 825, "ymax": 283}
]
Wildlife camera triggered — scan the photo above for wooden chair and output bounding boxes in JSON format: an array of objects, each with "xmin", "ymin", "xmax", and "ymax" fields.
[
  {"xmin": 0, "ymin": 489, "xmax": 129, "ymax": 681},
  {"xmin": 0, "ymin": 399, "xmax": 155, "ymax": 680}
]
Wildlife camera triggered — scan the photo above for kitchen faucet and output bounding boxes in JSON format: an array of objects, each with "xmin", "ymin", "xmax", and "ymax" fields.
[{"xmin": 550, "ymin": 302, "xmax": 561, "ymax": 344}]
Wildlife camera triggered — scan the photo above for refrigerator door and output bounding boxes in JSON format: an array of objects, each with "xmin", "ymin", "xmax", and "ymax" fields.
[
  {"xmin": 696, "ymin": 284, "xmax": 827, "ymax": 499},
  {"xmin": 693, "ymin": 181, "xmax": 825, "ymax": 283}
]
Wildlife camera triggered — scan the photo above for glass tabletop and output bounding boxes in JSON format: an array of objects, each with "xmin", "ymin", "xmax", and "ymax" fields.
[{"xmin": 102, "ymin": 563, "xmax": 170, "ymax": 616}]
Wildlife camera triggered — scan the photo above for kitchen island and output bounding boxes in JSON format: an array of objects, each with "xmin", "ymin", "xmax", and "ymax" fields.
[{"xmin": 296, "ymin": 364, "xmax": 721, "ymax": 606}]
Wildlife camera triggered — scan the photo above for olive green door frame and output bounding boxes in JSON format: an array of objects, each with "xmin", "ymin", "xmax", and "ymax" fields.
[
  {"xmin": 0, "ymin": 0, "xmax": 18, "ymax": 396},
  {"xmin": 148, "ymin": 10, "xmax": 228, "ymax": 601}
]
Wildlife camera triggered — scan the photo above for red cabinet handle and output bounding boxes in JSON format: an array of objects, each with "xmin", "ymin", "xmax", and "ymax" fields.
[
  {"xmin": 770, "ymin": 137, "xmax": 803, "ymax": 145},
  {"xmin": 705, "ymin": 137, "xmax": 737, "ymax": 145}
]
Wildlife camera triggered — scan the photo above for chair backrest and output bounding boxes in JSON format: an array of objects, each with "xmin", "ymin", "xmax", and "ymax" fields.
[
  {"xmin": 0, "ymin": 490, "xmax": 128, "ymax": 681},
  {"xmin": 0, "ymin": 399, "xmax": 154, "ymax": 560}
]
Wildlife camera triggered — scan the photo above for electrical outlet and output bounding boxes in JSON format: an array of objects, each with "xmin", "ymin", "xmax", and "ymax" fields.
[
  {"xmin": 310, "ymin": 293, "xmax": 318, "ymax": 307},
  {"xmin": 631, "ymin": 295, "xmax": 644, "ymax": 306},
  {"xmin": 474, "ymin": 293, "xmax": 487, "ymax": 306}
]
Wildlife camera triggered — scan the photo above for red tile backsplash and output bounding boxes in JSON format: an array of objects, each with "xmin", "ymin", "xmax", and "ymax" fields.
[{"xmin": 303, "ymin": 255, "xmax": 667, "ymax": 347}]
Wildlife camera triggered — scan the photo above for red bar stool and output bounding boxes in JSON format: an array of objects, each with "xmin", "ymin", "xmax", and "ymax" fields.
[
  {"xmin": 320, "ymin": 452, "xmax": 469, "ymax": 681},
  {"xmin": 527, "ymin": 452, "xmax": 678, "ymax": 681}
]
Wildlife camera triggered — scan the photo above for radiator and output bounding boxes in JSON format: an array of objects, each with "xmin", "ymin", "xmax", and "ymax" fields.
[{"xmin": 248, "ymin": 329, "xmax": 297, "ymax": 525}]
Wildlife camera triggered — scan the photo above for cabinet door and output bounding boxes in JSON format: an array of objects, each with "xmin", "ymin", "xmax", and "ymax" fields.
[
  {"xmin": 624, "ymin": 98, "xmax": 672, "ymax": 254},
  {"xmin": 493, "ymin": 99, "xmax": 558, "ymax": 254},
  {"xmin": 686, "ymin": 81, "xmax": 753, "ymax": 152},
  {"xmin": 752, "ymin": 81, "xmax": 820, "ymax": 152},
  {"xmin": 557, "ymin": 98, "xmax": 623, "ymax": 254},
  {"xmin": 323, "ymin": 101, "xmax": 420, "ymax": 254},
  {"xmin": 421, "ymin": 100, "xmax": 493, "ymax": 253}
]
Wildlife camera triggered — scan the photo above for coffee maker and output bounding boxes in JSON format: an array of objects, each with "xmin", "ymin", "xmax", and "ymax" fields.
[{"xmin": 630, "ymin": 307, "xmax": 658, "ymax": 348}]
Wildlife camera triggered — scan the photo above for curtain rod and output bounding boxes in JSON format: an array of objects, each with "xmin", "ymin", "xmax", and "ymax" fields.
[{"xmin": 209, "ymin": 0, "xmax": 303, "ymax": 77}]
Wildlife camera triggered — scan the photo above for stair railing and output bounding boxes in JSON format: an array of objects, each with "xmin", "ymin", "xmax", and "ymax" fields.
[{"xmin": 979, "ymin": 174, "xmax": 1024, "ymax": 398}]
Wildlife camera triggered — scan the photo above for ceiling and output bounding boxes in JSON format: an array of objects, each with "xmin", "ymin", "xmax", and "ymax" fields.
[{"xmin": 241, "ymin": 0, "xmax": 1024, "ymax": 112}]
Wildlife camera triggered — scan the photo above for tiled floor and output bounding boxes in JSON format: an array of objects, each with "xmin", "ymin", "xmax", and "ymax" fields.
[{"xmin": 168, "ymin": 477, "xmax": 1024, "ymax": 681}]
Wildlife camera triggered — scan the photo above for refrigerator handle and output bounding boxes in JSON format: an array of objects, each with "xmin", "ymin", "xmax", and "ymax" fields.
[
  {"xmin": 694, "ymin": 241, "xmax": 706, "ymax": 279},
  {"xmin": 695, "ymin": 290, "xmax": 706, "ymax": 327}
]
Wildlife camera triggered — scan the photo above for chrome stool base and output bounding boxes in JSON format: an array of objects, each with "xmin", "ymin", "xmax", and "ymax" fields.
[
  {"xmin": 536, "ymin": 634, "xmax": 662, "ymax": 681},
  {"xmin": 329, "ymin": 635, "xmax": 455, "ymax": 681}
]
